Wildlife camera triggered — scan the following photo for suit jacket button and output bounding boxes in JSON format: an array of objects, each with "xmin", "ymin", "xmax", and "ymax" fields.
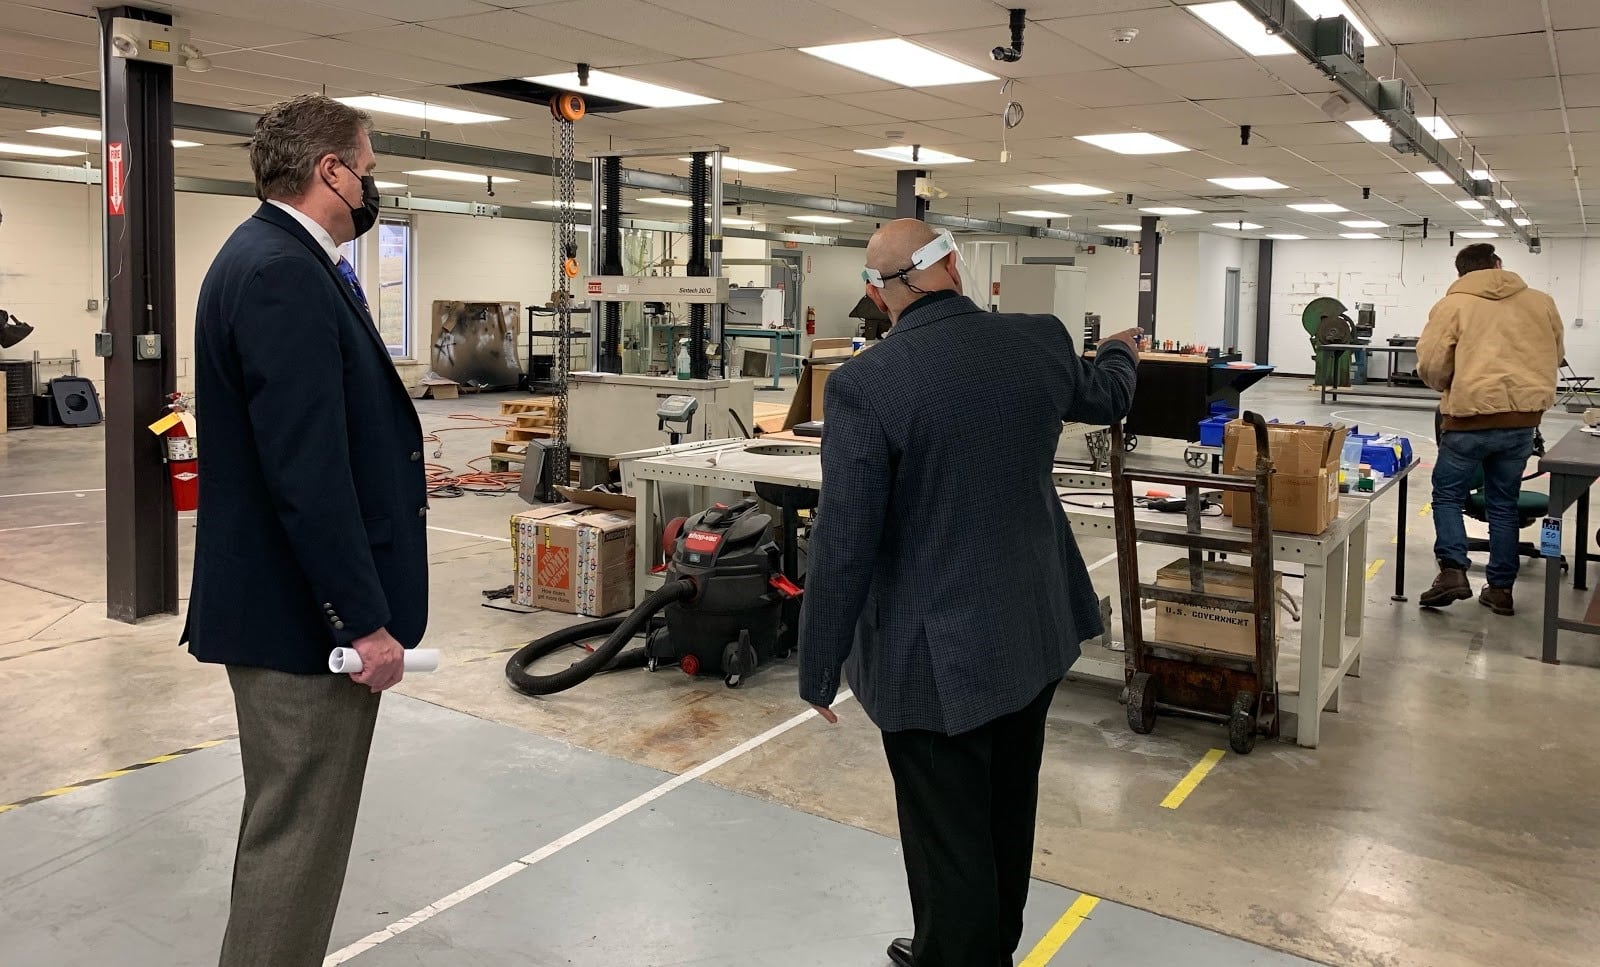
[
  {"xmin": 323, "ymin": 602, "xmax": 333, "ymax": 610},
  {"xmin": 418, "ymin": 506, "xmax": 428, "ymax": 517},
  {"xmin": 333, "ymin": 620, "xmax": 346, "ymax": 630},
  {"xmin": 410, "ymin": 451, "xmax": 421, "ymax": 462}
]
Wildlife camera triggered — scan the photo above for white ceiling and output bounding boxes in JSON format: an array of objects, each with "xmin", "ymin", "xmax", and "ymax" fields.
[{"xmin": 0, "ymin": 0, "xmax": 1596, "ymax": 239}]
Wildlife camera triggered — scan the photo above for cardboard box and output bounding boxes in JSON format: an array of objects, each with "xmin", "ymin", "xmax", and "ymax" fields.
[
  {"xmin": 782, "ymin": 343, "xmax": 863, "ymax": 430},
  {"xmin": 511, "ymin": 488, "xmax": 636, "ymax": 616},
  {"xmin": 1221, "ymin": 420, "xmax": 1349, "ymax": 535},
  {"xmin": 1153, "ymin": 559, "xmax": 1281, "ymax": 659}
]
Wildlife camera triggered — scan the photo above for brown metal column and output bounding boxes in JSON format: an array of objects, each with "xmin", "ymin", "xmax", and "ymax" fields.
[
  {"xmin": 1254, "ymin": 238, "xmax": 1274, "ymax": 365},
  {"xmin": 896, "ymin": 169, "xmax": 928, "ymax": 220},
  {"xmin": 1137, "ymin": 215, "xmax": 1160, "ymax": 339},
  {"xmin": 100, "ymin": 6, "xmax": 179, "ymax": 621}
]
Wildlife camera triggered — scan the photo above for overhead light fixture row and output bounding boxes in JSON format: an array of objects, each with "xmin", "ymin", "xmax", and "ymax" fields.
[
  {"xmin": 525, "ymin": 70, "xmax": 718, "ymax": 108},
  {"xmin": 1077, "ymin": 133, "xmax": 1189, "ymax": 155},
  {"xmin": 1009, "ymin": 210, "xmax": 1069, "ymax": 219},
  {"xmin": 855, "ymin": 146, "xmax": 972, "ymax": 165},
  {"xmin": 1213, "ymin": 221, "xmax": 1264, "ymax": 230},
  {"xmin": 1289, "ymin": 202, "xmax": 1347, "ymax": 213},
  {"xmin": 1033, "ymin": 183, "xmax": 1109, "ymax": 196},
  {"xmin": 406, "ymin": 169, "xmax": 519, "ymax": 184},
  {"xmin": 1208, "ymin": 176, "xmax": 1289, "ymax": 191},
  {"xmin": 800, "ymin": 38, "xmax": 996, "ymax": 88},
  {"xmin": 678, "ymin": 156, "xmax": 794, "ymax": 174},
  {"xmin": 337, "ymin": 95, "xmax": 506, "ymax": 125},
  {"xmin": 790, "ymin": 214, "xmax": 852, "ymax": 224},
  {"xmin": 1141, "ymin": 206, "xmax": 1200, "ymax": 216},
  {"xmin": 1187, "ymin": 0, "xmax": 1377, "ymax": 58}
]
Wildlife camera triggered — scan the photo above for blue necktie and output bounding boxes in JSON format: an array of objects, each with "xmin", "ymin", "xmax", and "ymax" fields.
[{"xmin": 336, "ymin": 256, "xmax": 369, "ymax": 312}]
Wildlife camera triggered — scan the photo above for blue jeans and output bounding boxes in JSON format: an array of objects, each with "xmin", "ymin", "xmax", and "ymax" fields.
[{"xmin": 1431, "ymin": 427, "xmax": 1536, "ymax": 588}]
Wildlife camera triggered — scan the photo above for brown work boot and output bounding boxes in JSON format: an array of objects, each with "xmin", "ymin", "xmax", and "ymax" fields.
[
  {"xmin": 1480, "ymin": 586, "xmax": 1515, "ymax": 616},
  {"xmin": 1420, "ymin": 566, "xmax": 1472, "ymax": 608}
]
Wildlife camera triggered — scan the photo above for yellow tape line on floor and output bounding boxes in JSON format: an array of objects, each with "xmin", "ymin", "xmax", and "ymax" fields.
[
  {"xmin": 1366, "ymin": 558, "xmax": 1385, "ymax": 582},
  {"xmin": 1019, "ymin": 894, "xmax": 1101, "ymax": 967},
  {"xmin": 1161, "ymin": 748, "xmax": 1226, "ymax": 809},
  {"xmin": 0, "ymin": 737, "xmax": 232, "ymax": 815}
]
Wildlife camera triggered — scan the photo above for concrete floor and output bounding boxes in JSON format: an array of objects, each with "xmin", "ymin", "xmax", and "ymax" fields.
[{"xmin": 2, "ymin": 380, "xmax": 1599, "ymax": 967}]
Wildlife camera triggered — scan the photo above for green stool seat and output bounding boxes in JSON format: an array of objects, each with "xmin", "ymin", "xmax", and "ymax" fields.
[{"xmin": 1464, "ymin": 490, "xmax": 1550, "ymax": 520}]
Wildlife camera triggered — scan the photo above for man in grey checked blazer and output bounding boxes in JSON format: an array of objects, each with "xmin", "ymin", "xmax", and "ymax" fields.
[{"xmin": 799, "ymin": 219, "xmax": 1139, "ymax": 967}]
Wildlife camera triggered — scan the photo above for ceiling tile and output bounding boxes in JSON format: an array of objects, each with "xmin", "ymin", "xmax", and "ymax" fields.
[
  {"xmin": 907, "ymin": 24, "xmax": 1115, "ymax": 78},
  {"xmin": 701, "ymin": 49, "xmax": 896, "ymax": 96},
  {"xmin": 1026, "ymin": 68, "xmax": 1182, "ymax": 108},
  {"xmin": 1250, "ymin": 121, "xmax": 1363, "ymax": 147},
  {"xmin": 1132, "ymin": 59, "xmax": 1288, "ymax": 101},
  {"xmin": 0, "ymin": 2, "xmax": 97, "ymax": 43},
  {"xmin": 1398, "ymin": 33, "xmax": 1556, "ymax": 84},
  {"xmin": 831, "ymin": 89, "xmax": 988, "ymax": 122},
  {"xmin": 746, "ymin": 97, "xmax": 899, "ymax": 127},
  {"xmin": 1359, "ymin": 0, "xmax": 1544, "ymax": 43},
  {"xmin": 1036, "ymin": 7, "xmax": 1240, "ymax": 69},
  {"xmin": 1195, "ymin": 94, "xmax": 1340, "ymax": 126},
  {"xmin": 522, "ymin": 0, "xmax": 774, "ymax": 58},
  {"xmin": 814, "ymin": 0, "xmax": 1009, "ymax": 35},
  {"xmin": 0, "ymin": 30, "xmax": 95, "ymax": 68},
  {"xmin": 1548, "ymin": 0, "xmax": 1600, "ymax": 30},
  {"xmin": 333, "ymin": 0, "xmax": 496, "ymax": 22},
  {"xmin": 1423, "ymin": 76, "xmax": 1562, "ymax": 115},
  {"xmin": 256, "ymin": 38, "xmax": 503, "ymax": 87},
  {"xmin": 1555, "ymin": 27, "xmax": 1600, "ymax": 68},
  {"xmin": 416, "ymin": 11, "xmax": 671, "ymax": 67},
  {"xmin": 210, "ymin": 49, "xmax": 422, "ymax": 96},
  {"xmin": 1564, "ymin": 73, "xmax": 1600, "ymax": 109},
  {"xmin": 622, "ymin": 60, "xmax": 797, "ymax": 102},
  {"xmin": 1455, "ymin": 108, "xmax": 1600, "ymax": 138},
  {"xmin": 168, "ymin": 11, "xmax": 319, "ymax": 49},
  {"xmin": 167, "ymin": 0, "xmax": 401, "ymax": 36},
  {"xmin": 648, "ymin": 0, "xmax": 881, "ymax": 47}
]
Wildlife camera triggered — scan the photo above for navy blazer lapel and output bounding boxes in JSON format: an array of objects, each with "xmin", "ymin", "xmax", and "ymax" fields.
[
  {"xmin": 886, "ymin": 293, "xmax": 985, "ymax": 337},
  {"xmin": 251, "ymin": 204, "xmax": 393, "ymax": 362}
]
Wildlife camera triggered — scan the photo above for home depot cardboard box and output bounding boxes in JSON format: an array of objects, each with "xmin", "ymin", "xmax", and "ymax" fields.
[
  {"xmin": 511, "ymin": 488, "xmax": 636, "ymax": 616},
  {"xmin": 1153, "ymin": 559, "xmax": 1281, "ymax": 659},
  {"xmin": 1221, "ymin": 420, "xmax": 1349, "ymax": 535}
]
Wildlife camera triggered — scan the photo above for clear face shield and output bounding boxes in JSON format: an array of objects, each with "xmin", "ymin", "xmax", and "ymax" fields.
[{"xmin": 862, "ymin": 229, "xmax": 974, "ymax": 295}]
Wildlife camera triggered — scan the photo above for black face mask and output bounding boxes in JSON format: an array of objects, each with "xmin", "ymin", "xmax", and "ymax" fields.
[{"xmin": 335, "ymin": 161, "xmax": 380, "ymax": 238}]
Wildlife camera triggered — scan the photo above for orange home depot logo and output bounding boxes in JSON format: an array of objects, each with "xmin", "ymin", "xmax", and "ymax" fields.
[{"xmin": 538, "ymin": 544, "xmax": 571, "ymax": 589}]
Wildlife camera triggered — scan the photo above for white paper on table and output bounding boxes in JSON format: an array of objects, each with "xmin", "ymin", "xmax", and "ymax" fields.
[{"xmin": 328, "ymin": 647, "xmax": 441, "ymax": 674}]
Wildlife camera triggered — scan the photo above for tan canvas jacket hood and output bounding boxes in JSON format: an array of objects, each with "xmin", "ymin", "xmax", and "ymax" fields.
[{"xmin": 1415, "ymin": 269, "xmax": 1564, "ymax": 419}]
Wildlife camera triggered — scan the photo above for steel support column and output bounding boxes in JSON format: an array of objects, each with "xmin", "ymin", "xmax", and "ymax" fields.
[
  {"xmin": 100, "ymin": 5, "xmax": 179, "ymax": 621},
  {"xmin": 896, "ymin": 169, "xmax": 928, "ymax": 220},
  {"xmin": 1137, "ymin": 216, "xmax": 1160, "ymax": 339},
  {"xmin": 1255, "ymin": 239, "xmax": 1274, "ymax": 364}
]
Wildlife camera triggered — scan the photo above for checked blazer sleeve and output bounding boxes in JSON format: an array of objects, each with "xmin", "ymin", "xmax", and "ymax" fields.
[{"xmin": 798, "ymin": 368, "xmax": 892, "ymax": 708}]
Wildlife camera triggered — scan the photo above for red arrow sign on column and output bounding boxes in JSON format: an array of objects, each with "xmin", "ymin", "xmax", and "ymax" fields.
[{"xmin": 107, "ymin": 142, "xmax": 126, "ymax": 216}]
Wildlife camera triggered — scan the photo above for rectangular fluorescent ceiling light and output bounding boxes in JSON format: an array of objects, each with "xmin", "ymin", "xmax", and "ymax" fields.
[
  {"xmin": 720, "ymin": 217, "xmax": 758, "ymax": 226},
  {"xmin": 1033, "ymin": 183, "xmax": 1109, "ymax": 196},
  {"xmin": 1213, "ymin": 221, "xmax": 1263, "ymax": 230},
  {"xmin": 1009, "ymin": 210, "xmax": 1069, "ymax": 218},
  {"xmin": 1496, "ymin": 198, "xmax": 1519, "ymax": 209},
  {"xmin": 0, "ymin": 141, "xmax": 83, "ymax": 157},
  {"xmin": 337, "ymin": 95, "xmax": 506, "ymax": 125},
  {"xmin": 1340, "ymin": 220, "xmax": 1388, "ymax": 228},
  {"xmin": 1268, "ymin": 234, "xmax": 1306, "ymax": 240},
  {"xmin": 534, "ymin": 199, "xmax": 594, "ymax": 210},
  {"xmin": 1348, "ymin": 116, "xmax": 1453, "ymax": 142},
  {"xmin": 1187, "ymin": 2, "xmax": 1295, "ymax": 56},
  {"xmin": 1416, "ymin": 170, "xmax": 1452, "ymax": 185},
  {"xmin": 525, "ymin": 70, "xmax": 718, "ymax": 108},
  {"xmin": 855, "ymin": 146, "xmax": 972, "ymax": 165},
  {"xmin": 1208, "ymin": 176, "xmax": 1288, "ymax": 191},
  {"xmin": 406, "ymin": 169, "xmax": 518, "ymax": 183},
  {"xmin": 31, "ymin": 125, "xmax": 200, "ymax": 148},
  {"xmin": 1100, "ymin": 224, "xmax": 1143, "ymax": 231},
  {"xmin": 1340, "ymin": 232, "xmax": 1381, "ymax": 239},
  {"xmin": 1455, "ymin": 199, "xmax": 1485, "ymax": 210},
  {"xmin": 1077, "ymin": 133, "xmax": 1189, "ymax": 155},
  {"xmin": 1473, "ymin": 170, "xmax": 1497, "ymax": 182},
  {"xmin": 639, "ymin": 197, "xmax": 693, "ymax": 208},
  {"xmin": 1514, "ymin": 217, "xmax": 1531, "ymax": 226},
  {"xmin": 1482, "ymin": 218, "xmax": 1505, "ymax": 227},
  {"xmin": 800, "ymin": 38, "xmax": 996, "ymax": 87},
  {"xmin": 1289, "ymin": 202, "xmax": 1347, "ymax": 213},
  {"xmin": 678, "ymin": 156, "xmax": 794, "ymax": 174},
  {"xmin": 1141, "ymin": 207, "xmax": 1200, "ymax": 216},
  {"xmin": 1458, "ymin": 231, "xmax": 1498, "ymax": 238},
  {"xmin": 791, "ymin": 215, "xmax": 852, "ymax": 224}
]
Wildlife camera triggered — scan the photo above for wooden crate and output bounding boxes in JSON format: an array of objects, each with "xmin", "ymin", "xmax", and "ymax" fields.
[{"xmin": 499, "ymin": 397, "xmax": 557, "ymax": 417}]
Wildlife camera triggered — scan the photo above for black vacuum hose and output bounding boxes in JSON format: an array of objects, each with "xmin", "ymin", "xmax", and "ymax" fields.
[{"xmin": 505, "ymin": 579, "xmax": 695, "ymax": 696}]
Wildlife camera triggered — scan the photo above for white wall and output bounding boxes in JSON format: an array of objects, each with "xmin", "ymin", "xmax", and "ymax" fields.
[
  {"xmin": 795, "ymin": 242, "xmax": 867, "ymax": 344},
  {"xmin": 1261, "ymin": 236, "xmax": 1600, "ymax": 374}
]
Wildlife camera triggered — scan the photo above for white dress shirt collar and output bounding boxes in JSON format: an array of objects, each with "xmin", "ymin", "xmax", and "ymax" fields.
[{"xmin": 267, "ymin": 200, "xmax": 342, "ymax": 265}]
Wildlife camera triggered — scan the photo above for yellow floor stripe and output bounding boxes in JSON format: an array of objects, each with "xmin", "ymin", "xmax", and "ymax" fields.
[
  {"xmin": 1366, "ymin": 558, "xmax": 1385, "ymax": 582},
  {"xmin": 0, "ymin": 803, "xmax": 17, "ymax": 814},
  {"xmin": 1390, "ymin": 534, "xmax": 1398, "ymax": 545},
  {"xmin": 1161, "ymin": 749, "xmax": 1226, "ymax": 810},
  {"xmin": 1019, "ymin": 894, "xmax": 1101, "ymax": 967},
  {"xmin": 141, "ymin": 754, "xmax": 181, "ymax": 764},
  {"xmin": 96, "ymin": 769, "xmax": 135, "ymax": 780},
  {"xmin": 1419, "ymin": 502, "xmax": 1432, "ymax": 517}
]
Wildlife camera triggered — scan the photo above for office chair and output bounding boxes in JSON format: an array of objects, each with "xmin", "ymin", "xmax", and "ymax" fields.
[{"xmin": 1433, "ymin": 409, "xmax": 1565, "ymax": 570}]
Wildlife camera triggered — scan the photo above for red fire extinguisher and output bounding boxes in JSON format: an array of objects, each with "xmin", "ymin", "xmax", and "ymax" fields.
[
  {"xmin": 149, "ymin": 393, "xmax": 198, "ymax": 512},
  {"xmin": 805, "ymin": 306, "xmax": 816, "ymax": 336}
]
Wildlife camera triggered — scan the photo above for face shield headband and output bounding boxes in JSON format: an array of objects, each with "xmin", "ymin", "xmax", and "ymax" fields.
[{"xmin": 862, "ymin": 230, "xmax": 957, "ymax": 291}]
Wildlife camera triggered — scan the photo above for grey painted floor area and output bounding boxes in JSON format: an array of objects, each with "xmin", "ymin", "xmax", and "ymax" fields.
[{"xmin": 0, "ymin": 694, "xmax": 1318, "ymax": 967}]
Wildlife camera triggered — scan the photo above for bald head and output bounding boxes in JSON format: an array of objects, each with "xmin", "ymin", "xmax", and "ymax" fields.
[{"xmin": 863, "ymin": 218, "xmax": 962, "ymax": 321}]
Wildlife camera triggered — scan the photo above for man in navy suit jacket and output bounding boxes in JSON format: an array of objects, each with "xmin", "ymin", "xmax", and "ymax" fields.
[
  {"xmin": 799, "ymin": 219, "xmax": 1138, "ymax": 967},
  {"xmin": 183, "ymin": 95, "xmax": 429, "ymax": 967}
]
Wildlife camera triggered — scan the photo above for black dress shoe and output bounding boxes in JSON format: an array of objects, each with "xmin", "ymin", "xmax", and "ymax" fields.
[{"xmin": 887, "ymin": 938, "xmax": 913, "ymax": 967}]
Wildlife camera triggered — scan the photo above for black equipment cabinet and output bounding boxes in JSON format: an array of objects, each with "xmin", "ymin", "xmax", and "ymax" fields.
[{"xmin": 1119, "ymin": 356, "xmax": 1275, "ymax": 442}]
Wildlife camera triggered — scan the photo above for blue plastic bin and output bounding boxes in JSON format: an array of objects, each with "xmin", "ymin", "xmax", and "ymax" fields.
[{"xmin": 1197, "ymin": 415, "xmax": 1230, "ymax": 447}]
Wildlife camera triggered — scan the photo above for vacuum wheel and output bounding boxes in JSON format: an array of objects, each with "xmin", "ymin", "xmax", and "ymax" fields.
[
  {"xmin": 1228, "ymin": 691, "xmax": 1258, "ymax": 755},
  {"xmin": 1126, "ymin": 672, "xmax": 1156, "ymax": 734},
  {"xmin": 1124, "ymin": 434, "xmax": 1139, "ymax": 452},
  {"xmin": 724, "ymin": 630, "xmax": 758, "ymax": 688},
  {"xmin": 1184, "ymin": 449, "xmax": 1208, "ymax": 468}
]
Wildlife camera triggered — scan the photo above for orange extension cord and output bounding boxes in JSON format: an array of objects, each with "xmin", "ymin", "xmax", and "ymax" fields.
[{"xmin": 423, "ymin": 413, "xmax": 524, "ymax": 497}]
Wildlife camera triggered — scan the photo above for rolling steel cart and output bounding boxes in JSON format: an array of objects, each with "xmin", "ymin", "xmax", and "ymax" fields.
[{"xmin": 1109, "ymin": 412, "xmax": 1278, "ymax": 754}]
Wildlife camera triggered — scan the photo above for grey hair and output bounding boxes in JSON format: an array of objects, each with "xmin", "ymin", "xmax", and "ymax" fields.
[{"xmin": 250, "ymin": 94, "xmax": 371, "ymax": 202}]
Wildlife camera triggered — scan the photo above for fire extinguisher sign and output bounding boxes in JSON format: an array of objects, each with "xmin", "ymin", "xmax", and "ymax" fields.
[{"xmin": 107, "ymin": 142, "xmax": 127, "ymax": 217}]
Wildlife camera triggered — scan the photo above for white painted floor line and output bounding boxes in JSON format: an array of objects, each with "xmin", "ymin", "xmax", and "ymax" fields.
[
  {"xmin": 0, "ymin": 488, "xmax": 105, "ymax": 499},
  {"xmin": 427, "ymin": 525, "xmax": 512, "ymax": 543},
  {"xmin": 324, "ymin": 689, "xmax": 857, "ymax": 965},
  {"xmin": 1086, "ymin": 550, "xmax": 1119, "ymax": 573},
  {"xmin": 0, "ymin": 520, "xmax": 100, "ymax": 534}
]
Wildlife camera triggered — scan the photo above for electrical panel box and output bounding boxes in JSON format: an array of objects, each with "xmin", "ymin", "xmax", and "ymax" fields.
[
  {"xmin": 1313, "ymin": 15, "xmax": 1365, "ymax": 75},
  {"xmin": 94, "ymin": 331, "xmax": 113, "ymax": 358}
]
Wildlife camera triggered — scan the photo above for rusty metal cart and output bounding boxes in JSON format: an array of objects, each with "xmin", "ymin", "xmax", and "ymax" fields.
[{"xmin": 1109, "ymin": 411, "xmax": 1278, "ymax": 754}]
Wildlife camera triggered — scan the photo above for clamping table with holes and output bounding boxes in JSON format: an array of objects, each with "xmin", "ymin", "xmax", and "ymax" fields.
[{"xmin": 621, "ymin": 439, "xmax": 1413, "ymax": 749}]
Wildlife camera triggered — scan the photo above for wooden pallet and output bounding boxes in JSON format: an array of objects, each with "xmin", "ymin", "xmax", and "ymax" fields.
[
  {"xmin": 504, "ymin": 426, "xmax": 557, "ymax": 442},
  {"xmin": 514, "ymin": 411, "xmax": 555, "ymax": 429},
  {"xmin": 499, "ymin": 397, "xmax": 557, "ymax": 417}
]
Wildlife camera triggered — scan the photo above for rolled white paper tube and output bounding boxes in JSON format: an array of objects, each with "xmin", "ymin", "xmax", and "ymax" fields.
[{"xmin": 328, "ymin": 647, "xmax": 442, "ymax": 674}]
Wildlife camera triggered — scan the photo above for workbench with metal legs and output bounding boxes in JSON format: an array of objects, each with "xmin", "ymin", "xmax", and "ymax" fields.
[{"xmin": 623, "ymin": 439, "xmax": 1378, "ymax": 749}]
